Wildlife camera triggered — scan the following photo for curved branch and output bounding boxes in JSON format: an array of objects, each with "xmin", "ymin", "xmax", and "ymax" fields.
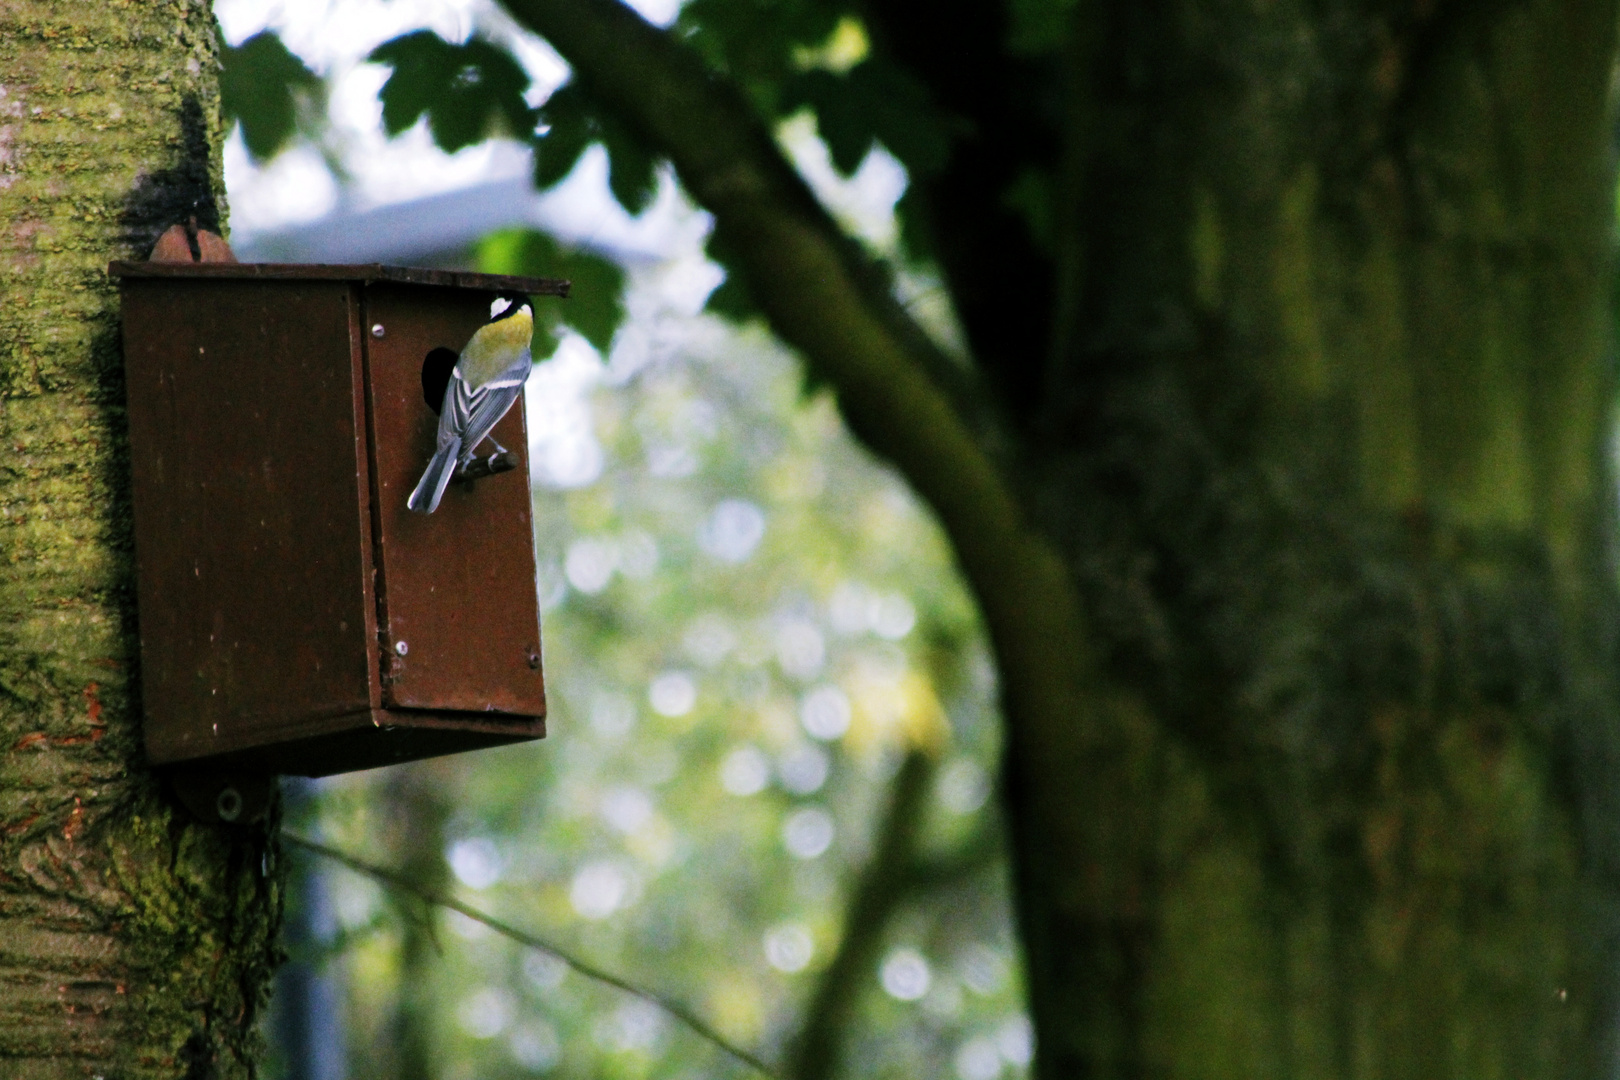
[
  {"xmin": 789, "ymin": 751, "xmax": 935, "ymax": 1080},
  {"xmin": 512, "ymin": 0, "xmax": 988, "ymax": 431},
  {"xmin": 502, "ymin": 0, "xmax": 1008, "ymax": 476},
  {"xmin": 499, "ymin": 0, "xmax": 1099, "ymax": 773},
  {"xmin": 285, "ymin": 833, "xmax": 781, "ymax": 1079},
  {"xmin": 499, "ymin": 12, "xmax": 1111, "ymax": 1075}
]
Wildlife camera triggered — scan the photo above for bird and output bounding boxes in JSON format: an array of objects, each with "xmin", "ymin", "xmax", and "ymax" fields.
[{"xmin": 407, "ymin": 292, "xmax": 535, "ymax": 514}]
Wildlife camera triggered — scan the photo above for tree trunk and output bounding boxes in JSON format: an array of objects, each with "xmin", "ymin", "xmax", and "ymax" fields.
[
  {"xmin": 1000, "ymin": 2, "xmax": 1620, "ymax": 1076},
  {"xmin": 381, "ymin": 762, "xmax": 450, "ymax": 1080},
  {"xmin": 502, "ymin": 0, "xmax": 1620, "ymax": 1073},
  {"xmin": 0, "ymin": 3, "xmax": 280, "ymax": 1076}
]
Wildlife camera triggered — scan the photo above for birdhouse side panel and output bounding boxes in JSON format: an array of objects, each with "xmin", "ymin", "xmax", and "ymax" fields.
[
  {"xmin": 359, "ymin": 283, "xmax": 546, "ymax": 719},
  {"xmin": 122, "ymin": 279, "xmax": 381, "ymax": 764}
]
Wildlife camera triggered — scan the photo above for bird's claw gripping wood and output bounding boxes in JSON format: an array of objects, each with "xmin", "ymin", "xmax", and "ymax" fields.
[{"xmin": 455, "ymin": 450, "xmax": 519, "ymax": 483}]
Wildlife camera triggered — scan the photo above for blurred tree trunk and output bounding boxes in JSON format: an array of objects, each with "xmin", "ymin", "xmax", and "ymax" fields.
[
  {"xmin": 993, "ymin": 5, "xmax": 1620, "ymax": 1076},
  {"xmin": 0, "ymin": 2, "xmax": 280, "ymax": 1076},
  {"xmin": 510, "ymin": 0, "xmax": 1620, "ymax": 1074},
  {"xmin": 376, "ymin": 762, "xmax": 451, "ymax": 1080}
]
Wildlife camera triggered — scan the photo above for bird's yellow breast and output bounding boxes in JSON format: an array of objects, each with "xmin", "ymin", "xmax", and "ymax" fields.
[{"xmin": 458, "ymin": 307, "xmax": 533, "ymax": 388}]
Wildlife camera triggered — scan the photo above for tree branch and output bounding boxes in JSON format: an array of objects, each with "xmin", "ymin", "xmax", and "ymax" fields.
[
  {"xmin": 788, "ymin": 753, "xmax": 1003, "ymax": 1080},
  {"xmin": 789, "ymin": 751, "xmax": 935, "ymax": 1080},
  {"xmin": 498, "ymin": 2, "xmax": 1101, "ymax": 818},
  {"xmin": 283, "ymin": 833, "xmax": 781, "ymax": 1079},
  {"xmin": 904, "ymin": 819, "xmax": 1002, "ymax": 895}
]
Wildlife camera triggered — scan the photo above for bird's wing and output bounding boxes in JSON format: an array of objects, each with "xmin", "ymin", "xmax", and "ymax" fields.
[
  {"xmin": 457, "ymin": 382, "xmax": 524, "ymax": 461},
  {"xmin": 438, "ymin": 373, "xmax": 474, "ymax": 452}
]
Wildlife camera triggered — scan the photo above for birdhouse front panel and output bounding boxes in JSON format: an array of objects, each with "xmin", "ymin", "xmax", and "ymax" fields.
[
  {"xmin": 112, "ymin": 262, "xmax": 566, "ymax": 777},
  {"xmin": 360, "ymin": 282, "xmax": 546, "ymax": 717}
]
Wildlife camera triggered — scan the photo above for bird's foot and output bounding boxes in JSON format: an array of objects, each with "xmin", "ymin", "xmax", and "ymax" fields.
[{"xmin": 453, "ymin": 450, "xmax": 520, "ymax": 482}]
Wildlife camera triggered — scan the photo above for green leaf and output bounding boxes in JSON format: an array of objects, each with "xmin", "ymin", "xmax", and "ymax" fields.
[
  {"xmin": 702, "ymin": 231, "xmax": 759, "ymax": 322},
  {"xmin": 677, "ymin": 0, "xmax": 845, "ymax": 110},
  {"xmin": 368, "ymin": 31, "xmax": 538, "ymax": 154},
  {"xmin": 533, "ymin": 84, "xmax": 592, "ymax": 189},
  {"xmin": 895, "ymin": 185, "xmax": 935, "ymax": 262},
  {"xmin": 599, "ymin": 115, "xmax": 658, "ymax": 215},
  {"xmin": 219, "ymin": 31, "xmax": 322, "ymax": 162},
  {"xmin": 476, "ymin": 229, "xmax": 627, "ymax": 355},
  {"xmin": 1002, "ymin": 167, "xmax": 1056, "ymax": 255},
  {"xmin": 534, "ymin": 82, "xmax": 659, "ymax": 214},
  {"xmin": 781, "ymin": 60, "xmax": 954, "ymax": 177}
]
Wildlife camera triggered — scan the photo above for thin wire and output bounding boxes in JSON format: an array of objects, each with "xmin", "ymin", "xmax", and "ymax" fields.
[{"xmin": 284, "ymin": 832, "xmax": 781, "ymax": 1079}]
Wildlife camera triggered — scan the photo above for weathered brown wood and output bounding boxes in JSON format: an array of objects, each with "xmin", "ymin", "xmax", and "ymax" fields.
[
  {"xmin": 109, "ymin": 259, "xmax": 571, "ymax": 296},
  {"xmin": 119, "ymin": 271, "xmax": 546, "ymax": 777}
]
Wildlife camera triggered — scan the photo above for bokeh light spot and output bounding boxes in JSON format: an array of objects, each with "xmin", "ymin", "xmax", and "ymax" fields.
[
  {"xmin": 456, "ymin": 987, "xmax": 515, "ymax": 1039},
  {"xmin": 763, "ymin": 923, "xmax": 815, "ymax": 973},
  {"xmin": 782, "ymin": 806, "xmax": 835, "ymax": 859},
  {"xmin": 881, "ymin": 948, "xmax": 932, "ymax": 1001},
  {"xmin": 955, "ymin": 1036, "xmax": 1003, "ymax": 1080},
  {"xmin": 720, "ymin": 745, "xmax": 770, "ymax": 796},
  {"xmin": 698, "ymin": 498, "xmax": 766, "ymax": 562},
  {"xmin": 447, "ymin": 837, "xmax": 503, "ymax": 890},
  {"xmin": 800, "ymin": 685, "xmax": 851, "ymax": 741},
  {"xmin": 570, "ymin": 861, "xmax": 631, "ymax": 919},
  {"xmin": 648, "ymin": 671, "xmax": 696, "ymax": 717},
  {"xmin": 778, "ymin": 743, "xmax": 830, "ymax": 795}
]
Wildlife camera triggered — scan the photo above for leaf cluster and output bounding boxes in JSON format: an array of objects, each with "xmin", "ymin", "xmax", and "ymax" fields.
[
  {"xmin": 369, "ymin": 31, "xmax": 541, "ymax": 153},
  {"xmin": 220, "ymin": 0, "xmax": 1076, "ymax": 360},
  {"xmin": 219, "ymin": 31, "xmax": 323, "ymax": 162}
]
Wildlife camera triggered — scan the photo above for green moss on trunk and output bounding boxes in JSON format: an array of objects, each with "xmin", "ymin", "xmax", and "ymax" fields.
[
  {"xmin": 1015, "ymin": 1, "xmax": 1620, "ymax": 1076},
  {"xmin": 0, "ymin": 2, "xmax": 281, "ymax": 1076}
]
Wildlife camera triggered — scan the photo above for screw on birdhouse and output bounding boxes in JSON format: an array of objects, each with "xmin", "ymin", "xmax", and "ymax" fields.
[
  {"xmin": 216, "ymin": 787, "xmax": 243, "ymax": 822},
  {"xmin": 395, "ymin": 640, "xmax": 409, "ymax": 656},
  {"xmin": 372, "ymin": 324, "xmax": 386, "ymax": 338},
  {"xmin": 527, "ymin": 650, "xmax": 542, "ymax": 669}
]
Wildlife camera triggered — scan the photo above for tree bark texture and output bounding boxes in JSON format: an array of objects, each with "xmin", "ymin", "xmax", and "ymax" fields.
[
  {"xmin": 510, "ymin": 0, "xmax": 1620, "ymax": 1074},
  {"xmin": 0, "ymin": 3, "xmax": 280, "ymax": 1077},
  {"xmin": 1002, "ymin": 2, "xmax": 1620, "ymax": 1076}
]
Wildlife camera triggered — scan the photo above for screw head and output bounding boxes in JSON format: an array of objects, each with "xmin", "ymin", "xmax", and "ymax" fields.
[
  {"xmin": 371, "ymin": 323, "xmax": 385, "ymax": 338},
  {"xmin": 216, "ymin": 787, "xmax": 243, "ymax": 823},
  {"xmin": 395, "ymin": 640, "xmax": 409, "ymax": 656},
  {"xmin": 527, "ymin": 651, "xmax": 542, "ymax": 669}
]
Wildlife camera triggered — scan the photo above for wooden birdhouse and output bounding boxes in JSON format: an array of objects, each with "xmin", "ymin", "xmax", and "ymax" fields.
[{"xmin": 111, "ymin": 235, "xmax": 566, "ymax": 796}]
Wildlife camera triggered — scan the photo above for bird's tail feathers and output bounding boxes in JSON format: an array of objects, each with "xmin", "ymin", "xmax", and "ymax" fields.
[{"xmin": 406, "ymin": 437, "xmax": 462, "ymax": 514}]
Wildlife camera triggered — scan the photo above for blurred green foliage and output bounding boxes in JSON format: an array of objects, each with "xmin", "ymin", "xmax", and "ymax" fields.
[
  {"xmin": 533, "ymin": 83, "xmax": 661, "ymax": 215},
  {"xmin": 370, "ymin": 31, "xmax": 541, "ymax": 152},
  {"xmin": 778, "ymin": 62, "xmax": 951, "ymax": 177},
  {"xmin": 219, "ymin": 30, "xmax": 322, "ymax": 161},
  {"xmin": 222, "ymin": 2, "xmax": 969, "ymax": 318},
  {"xmin": 226, "ymin": 3, "xmax": 1042, "ymax": 1075},
  {"xmin": 271, "ymin": 298, "xmax": 1025, "ymax": 1080}
]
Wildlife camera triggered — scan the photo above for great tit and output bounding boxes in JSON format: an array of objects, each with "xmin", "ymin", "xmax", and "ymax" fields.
[{"xmin": 407, "ymin": 292, "xmax": 534, "ymax": 514}]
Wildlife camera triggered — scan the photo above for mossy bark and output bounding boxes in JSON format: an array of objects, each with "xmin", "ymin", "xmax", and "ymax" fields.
[
  {"xmin": 0, "ymin": 2, "xmax": 281, "ymax": 1076},
  {"xmin": 1004, "ymin": 2, "xmax": 1620, "ymax": 1076}
]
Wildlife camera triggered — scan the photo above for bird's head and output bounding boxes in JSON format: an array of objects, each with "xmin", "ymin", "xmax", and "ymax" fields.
[{"xmin": 489, "ymin": 292, "xmax": 532, "ymax": 324}]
